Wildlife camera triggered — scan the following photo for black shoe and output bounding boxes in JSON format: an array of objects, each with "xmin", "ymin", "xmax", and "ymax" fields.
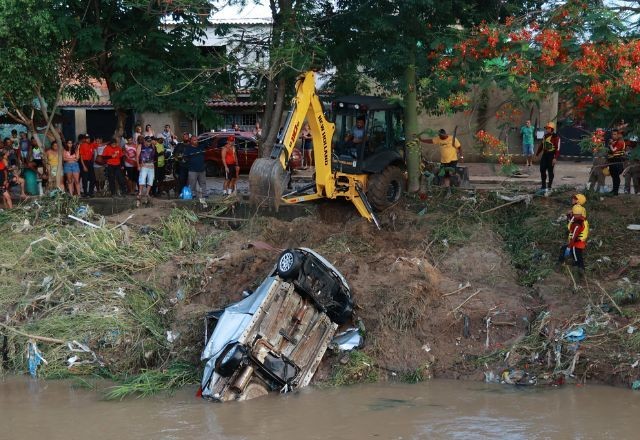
[{"xmin": 608, "ymin": 190, "xmax": 619, "ymax": 196}]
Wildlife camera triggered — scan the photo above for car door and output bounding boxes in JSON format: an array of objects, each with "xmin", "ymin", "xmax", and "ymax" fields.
[{"xmin": 237, "ymin": 137, "xmax": 258, "ymax": 172}]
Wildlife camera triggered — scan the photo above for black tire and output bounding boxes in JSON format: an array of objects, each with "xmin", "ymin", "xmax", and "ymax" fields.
[
  {"xmin": 277, "ymin": 249, "xmax": 302, "ymax": 280},
  {"xmin": 366, "ymin": 165, "xmax": 404, "ymax": 211}
]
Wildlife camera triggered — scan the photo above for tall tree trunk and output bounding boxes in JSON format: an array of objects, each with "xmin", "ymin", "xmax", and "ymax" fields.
[
  {"xmin": 36, "ymin": 89, "xmax": 64, "ymax": 188},
  {"xmin": 115, "ymin": 108, "xmax": 127, "ymax": 140},
  {"xmin": 261, "ymin": 76, "xmax": 276, "ymax": 156},
  {"xmin": 404, "ymin": 53, "xmax": 420, "ymax": 193},
  {"xmin": 263, "ymin": 78, "xmax": 286, "ymax": 154}
]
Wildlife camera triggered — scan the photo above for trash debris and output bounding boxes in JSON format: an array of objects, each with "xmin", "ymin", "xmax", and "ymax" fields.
[
  {"xmin": 627, "ymin": 224, "xmax": 640, "ymax": 231},
  {"xmin": 114, "ymin": 287, "xmax": 126, "ymax": 298},
  {"xmin": 422, "ymin": 343, "xmax": 431, "ymax": 353},
  {"xmin": 501, "ymin": 369, "xmax": 536, "ymax": 386},
  {"xmin": 176, "ymin": 287, "xmax": 185, "ymax": 302},
  {"xmin": 331, "ymin": 328, "xmax": 363, "ymax": 351},
  {"xmin": 564, "ymin": 327, "xmax": 586, "ymax": 342},
  {"xmin": 627, "ymin": 326, "xmax": 636, "ymax": 334},
  {"xmin": 12, "ymin": 219, "xmax": 32, "ymax": 233},
  {"xmin": 166, "ymin": 331, "xmax": 180, "ymax": 343},
  {"xmin": 75, "ymin": 205, "xmax": 89, "ymax": 218},
  {"xmin": 596, "ymin": 256, "xmax": 611, "ymax": 263},
  {"xmin": 632, "ymin": 380, "xmax": 640, "ymax": 390},
  {"xmin": 66, "ymin": 340, "xmax": 104, "ymax": 368},
  {"xmin": 27, "ymin": 340, "xmax": 47, "ymax": 377},
  {"xmin": 418, "ymin": 206, "xmax": 428, "ymax": 216},
  {"xmin": 68, "ymin": 214, "xmax": 101, "ymax": 229}
]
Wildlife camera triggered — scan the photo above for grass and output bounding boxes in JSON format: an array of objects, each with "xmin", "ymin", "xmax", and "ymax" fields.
[
  {"xmin": 399, "ymin": 363, "xmax": 432, "ymax": 383},
  {"xmin": 330, "ymin": 351, "xmax": 380, "ymax": 386},
  {"xmin": 488, "ymin": 204, "xmax": 555, "ymax": 286},
  {"xmin": 317, "ymin": 232, "xmax": 376, "ymax": 256},
  {"xmin": 104, "ymin": 362, "xmax": 200, "ymax": 400}
]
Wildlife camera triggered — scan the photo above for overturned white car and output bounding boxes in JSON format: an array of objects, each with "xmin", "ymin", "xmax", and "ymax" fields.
[{"xmin": 200, "ymin": 248, "xmax": 353, "ymax": 402}]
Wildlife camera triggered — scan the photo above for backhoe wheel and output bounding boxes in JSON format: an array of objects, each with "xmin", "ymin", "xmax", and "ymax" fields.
[
  {"xmin": 277, "ymin": 249, "xmax": 302, "ymax": 280},
  {"xmin": 366, "ymin": 166, "xmax": 404, "ymax": 211}
]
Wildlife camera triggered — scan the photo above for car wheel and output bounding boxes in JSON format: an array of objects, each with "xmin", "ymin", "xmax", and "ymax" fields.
[
  {"xmin": 366, "ymin": 165, "xmax": 404, "ymax": 211},
  {"xmin": 277, "ymin": 249, "xmax": 302, "ymax": 279}
]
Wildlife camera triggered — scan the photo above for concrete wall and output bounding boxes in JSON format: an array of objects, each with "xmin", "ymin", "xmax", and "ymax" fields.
[
  {"xmin": 419, "ymin": 89, "xmax": 558, "ymax": 163},
  {"xmin": 135, "ymin": 111, "xmax": 195, "ymax": 137}
]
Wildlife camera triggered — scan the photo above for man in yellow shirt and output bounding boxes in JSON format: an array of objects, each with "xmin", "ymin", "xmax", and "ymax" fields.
[{"xmin": 419, "ymin": 129, "xmax": 462, "ymax": 188}]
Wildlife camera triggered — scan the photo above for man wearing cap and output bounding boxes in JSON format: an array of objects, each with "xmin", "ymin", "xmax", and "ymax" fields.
[
  {"xmin": 419, "ymin": 128, "xmax": 462, "ymax": 188},
  {"xmin": 186, "ymin": 135, "xmax": 207, "ymax": 207},
  {"xmin": 535, "ymin": 122, "xmax": 560, "ymax": 194},
  {"xmin": 221, "ymin": 136, "xmax": 239, "ymax": 196}
]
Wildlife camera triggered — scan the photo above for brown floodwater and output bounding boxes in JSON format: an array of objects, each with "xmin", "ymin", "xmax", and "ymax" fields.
[{"xmin": 1, "ymin": 376, "xmax": 639, "ymax": 440}]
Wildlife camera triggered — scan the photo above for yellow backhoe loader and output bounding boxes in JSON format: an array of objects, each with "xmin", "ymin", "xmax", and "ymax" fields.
[{"xmin": 249, "ymin": 71, "xmax": 407, "ymax": 228}]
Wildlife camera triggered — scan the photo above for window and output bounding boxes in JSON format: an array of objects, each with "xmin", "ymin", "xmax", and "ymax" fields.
[
  {"xmin": 367, "ymin": 110, "xmax": 389, "ymax": 152},
  {"xmin": 224, "ymin": 113, "xmax": 257, "ymax": 130}
]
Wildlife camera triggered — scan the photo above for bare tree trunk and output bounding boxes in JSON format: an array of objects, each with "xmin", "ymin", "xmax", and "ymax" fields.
[
  {"xmin": 114, "ymin": 108, "xmax": 128, "ymax": 139},
  {"xmin": 36, "ymin": 88, "xmax": 65, "ymax": 188},
  {"xmin": 261, "ymin": 76, "xmax": 276, "ymax": 156},
  {"xmin": 262, "ymin": 78, "xmax": 286, "ymax": 154}
]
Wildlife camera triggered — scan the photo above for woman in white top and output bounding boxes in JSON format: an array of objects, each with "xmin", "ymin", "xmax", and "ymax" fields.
[{"xmin": 144, "ymin": 124, "xmax": 154, "ymax": 138}]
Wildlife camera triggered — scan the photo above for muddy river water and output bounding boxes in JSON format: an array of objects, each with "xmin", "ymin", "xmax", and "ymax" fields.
[{"xmin": 1, "ymin": 376, "xmax": 639, "ymax": 440}]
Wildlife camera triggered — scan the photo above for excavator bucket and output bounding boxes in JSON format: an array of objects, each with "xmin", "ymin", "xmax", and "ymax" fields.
[{"xmin": 248, "ymin": 157, "xmax": 290, "ymax": 210}]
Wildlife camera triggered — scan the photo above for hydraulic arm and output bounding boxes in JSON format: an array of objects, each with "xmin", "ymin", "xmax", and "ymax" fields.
[{"xmin": 249, "ymin": 71, "xmax": 379, "ymax": 227}]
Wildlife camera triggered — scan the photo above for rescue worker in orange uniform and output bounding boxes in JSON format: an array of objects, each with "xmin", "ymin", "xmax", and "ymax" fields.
[{"xmin": 558, "ymin": 193, "xmax": 588, "ymax": 273}]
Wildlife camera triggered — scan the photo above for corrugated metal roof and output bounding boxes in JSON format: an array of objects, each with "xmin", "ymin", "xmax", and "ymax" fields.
[{"xmin": 207, "ymin": 101, "xmax": 264, "ymax": 108}]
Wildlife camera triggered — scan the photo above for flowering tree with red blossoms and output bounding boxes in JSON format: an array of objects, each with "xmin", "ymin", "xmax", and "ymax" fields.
[{"xmin": 428, "ymin": 0, "xmax": 640, "ymax": 138}]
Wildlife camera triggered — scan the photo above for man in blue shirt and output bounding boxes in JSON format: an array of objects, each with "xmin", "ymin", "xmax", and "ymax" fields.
[
  {"xmin": 520, "ymin": 120, "xmax": 535, "ymax": 167},
  {"xmin": 186, "ymin": 135, "xmax": 207, "ymax": 207}
]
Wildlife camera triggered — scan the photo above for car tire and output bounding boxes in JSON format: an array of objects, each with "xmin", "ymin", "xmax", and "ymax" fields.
[
  {"xmin": 366, "ymin": 165, "xmax": 404, "ymax": 211},
  {"xmin": 277, "ymin": 249, "xmax": 302, "ymax": 280}
]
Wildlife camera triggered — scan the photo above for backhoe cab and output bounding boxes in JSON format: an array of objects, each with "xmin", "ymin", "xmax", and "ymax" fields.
[{"xmin": 249, "ymin": 71, "xmax": 406, "ymax": 228}]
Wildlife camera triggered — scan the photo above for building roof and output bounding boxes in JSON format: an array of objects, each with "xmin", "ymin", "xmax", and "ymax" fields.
[{"xmin": 207, "ymin": 101, "xmax": 264, "ymax": 109}]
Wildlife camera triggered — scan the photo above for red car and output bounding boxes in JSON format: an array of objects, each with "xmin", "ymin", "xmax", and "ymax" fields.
[{"xmin": 200, "ymin": 132, "xmax": 302, "ymax": 176}]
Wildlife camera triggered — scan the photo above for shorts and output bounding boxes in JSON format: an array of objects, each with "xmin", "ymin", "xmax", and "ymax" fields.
[
  {"xmin": 440, "ymin": 161, "xmax": 458, "ymax": 176},
  {"xmin": 302, "ymin": 139, "xmax": 313, "ymax": 150},
  {"xmin": 225, "ymin": 164, "xmax": 239, "ymax": 180},
  {"xmin": 522, "ymin": 143, "xmax": 534, "ymax": 155},
  {"xmin": 139, "ymin": 166, "xmax": 155, "ymax": 186},
  {"xmin": 63, "ymin": 162, "xmax": 80, "ymax": 174},
  {"xmin": 125, "ymin": 166, "xmax": 139, "ymax": 182}
]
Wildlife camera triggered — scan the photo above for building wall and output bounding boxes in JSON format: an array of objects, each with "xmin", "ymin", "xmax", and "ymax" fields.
[{"xmin": 135, "ymin": 111, "xmax": 195, "ymax": 137}]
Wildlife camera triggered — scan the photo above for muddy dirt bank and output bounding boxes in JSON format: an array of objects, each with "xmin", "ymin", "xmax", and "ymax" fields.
[{"xmin": 1, "ymin": 189, "xmax": 639, "ymax": 392}]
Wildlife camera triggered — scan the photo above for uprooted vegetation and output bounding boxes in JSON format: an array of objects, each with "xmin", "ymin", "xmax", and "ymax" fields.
[{"xmin": 1, "ymin": 187, "xmax": 640, "ymax": 397}]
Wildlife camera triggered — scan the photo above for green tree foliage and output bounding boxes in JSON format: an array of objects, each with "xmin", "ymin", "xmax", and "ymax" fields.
[
  {"xmin": 65, "ymin": 0, "xmax": 227, "ymax": 136},
  {"xmin": 320, "ymin": 0, "xmax": 533, "ymax": 191},
  {"xmin": 0, "ymin": 0, "xmax": 93, "ymax": 137}
]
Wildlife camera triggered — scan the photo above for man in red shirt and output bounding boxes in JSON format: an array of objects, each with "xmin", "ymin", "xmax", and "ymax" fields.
[
  {"xmin": 78, "ymin": 135, "xmax": 96, "ymax": 197},
  {"xmin": 102, "ymin": 138, "xmax": 127, "ymax": 197},
  {"xmin": 607, "ymin": 128, "xmax": 626, "ymax": 195}
]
